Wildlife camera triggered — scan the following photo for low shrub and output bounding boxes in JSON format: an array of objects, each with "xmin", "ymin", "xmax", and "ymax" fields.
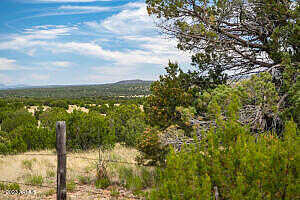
[
  {"xmin": 95, "ymin": 177, "xmax": 110, "ymax": 189},
  {"xmin": 149, "ymin": 113, "xmax": 298, "ymax": 199},
  {"xmin": 78, "ymin": 175, "xmax": 92, "ymax": 185},
  {"xmin": 1, "ymin": 109, "xmax": 37, "ymax": 132},
  {"xmin": 136, "ymin": 127, "xmax": 169, "ymax": 166},
  {"xmin": 0, "ymin": 125, "xmax": 55, "ymax": 154},
  {"xmin": 66, "ymin": 180, "xmax": 76, "ymax": 192},
  {"xmin": 117, "ymin": 165, "xmax": 157, "ymax": 192},
  {"xmin": 25, "ymin": 174, "xmax": 43, "ymax": 186},
  {"xmin": 0, "ymin": 182, "xmax": 20, "ymax": 190}
]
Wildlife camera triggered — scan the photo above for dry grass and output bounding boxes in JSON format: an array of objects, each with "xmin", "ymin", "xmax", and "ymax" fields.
[
  {"xmin": 0, "ymin": 144, "xmax": 139, "ymax": 182},
  {"xmin": 0, "ymin": 144, "xmax": 143, "ymax": 199}
]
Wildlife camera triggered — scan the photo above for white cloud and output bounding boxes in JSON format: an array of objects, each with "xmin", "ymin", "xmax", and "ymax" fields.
[
  {"xmin": 0, "ymin": 57, "xmax": 36, "ymax": 71},
  {"xmin": 0, "ymin": 58, "xmax": 18, "ymax": 70},
  {"xmin": 81, "ymin": 2, "xmax": 190, "ymax": 66},
  {"xmin": 24, "ymin": 25, "xmax": 77, "ymax": 40},
  {"xmin": 0, "ymin": 25, "xmax": 76, "ymax": 55},
  {"xmin": 0, "ymin": 2, "xmax": 191, "ymax": 85},
  {"xmin": 31, "ymin": 73, "xmax": 50, "ymax": 81},
  {"xmin": 99, "ymin": 2, "xmax": 154, "ymax": 35},
  {"xmin": 83, "ymin": 21, "xmax": 102, "ymax": 30},
  {"xmin": 59, "ymin": 5, "xmax": 113, "ymax": 12},
  {"xmin": 51, "ymin": 61, "xmax": 71, "ymax": 68}
]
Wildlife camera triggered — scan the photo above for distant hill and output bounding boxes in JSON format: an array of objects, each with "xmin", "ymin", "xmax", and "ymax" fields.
[
  {"xmin": 0, "ymin": 84, "xmax": 30, "ymax": 90},
  {"xmin": 115, "ymin": 79, "xmax": 153, "ymax": 85},
  {"xmin": 0, "ymin": 80, "xmax": 154, "ymax": 98}
]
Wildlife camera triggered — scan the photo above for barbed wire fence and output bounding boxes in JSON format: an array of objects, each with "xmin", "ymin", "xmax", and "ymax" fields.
[{"xmin": 0, "ymin": 121, "xmax": 191, "ymax": 200}]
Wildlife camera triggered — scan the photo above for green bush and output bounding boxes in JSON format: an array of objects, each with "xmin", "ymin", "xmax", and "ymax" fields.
[
  {"xmin": 39, "ymin": 107, "xmax": 68, "ymax": 130},
  {"xmin": 108, "ymin": 104, "xmax": 146, "ymax": 147},
  {"xmin": 67, "ymin": 110, "xmax": 115, "ymax": 151},
  {"xmin": 95, "ymin": 177, "xmax": 110, "ymax": 189},
  {"xmin": 118, "ymin": 166, "xmax": 156, "ymax": 192},
  {"xmin": 1, "ymin": 109, "xmax": 37, "ymax": 132},
  {"xmin": 149, "ymin": 104, "xmax": 298, "ymax": 199},
  {"xmin": 0, "ymin": 124, "xmax": 55, "ymax": 154},
  {"xmin": 136, "ymin": 127, "xmax": 169, "ymax": 166},
  {"xmin": 13, "ymin": 125, "xmax": 55, "ymax": 151},
  {"xmin": 144, "ymin": 62, "xmax": 195, "ymax": 130}
]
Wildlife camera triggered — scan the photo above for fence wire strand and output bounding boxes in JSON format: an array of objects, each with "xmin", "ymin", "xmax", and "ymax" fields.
[
  {"xmin": 0, "ymin": 180, "xmax": 54, "ymax": 189},
  {"xmin": 0, "ymin": 179, "xmax": 144, "ymax": 199}
]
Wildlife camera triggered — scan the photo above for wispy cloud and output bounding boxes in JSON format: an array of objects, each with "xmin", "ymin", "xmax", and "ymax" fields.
[
  {"xmin": 0, "ymin": 58, "xmax": 18, "ymax": 70},
  {"xmin": 86, "ymin": 2, "xmax": 154, "ymax": 36},
  {"xmin": 0, "ymin": 57, "xmax": 35, "ymax": 71},
  {"xmin": 51, "ymin": 61, "xmax": 71, "ymax": 68},
  {"xmin": 59, "ymin": 5, "xmax": 113, "ymax": 12},
  {"xmin": 31, "ymin": 73, "xmax": 50, "ymax": 81},
  {"xmin": 0, "ymin": 1, "xmax": 191, "ymax": 85}
]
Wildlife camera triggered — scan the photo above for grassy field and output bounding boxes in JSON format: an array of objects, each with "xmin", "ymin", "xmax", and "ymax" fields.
[{"xmin": 0, "ymin": 144, "xmax": 153, "ymax": 200}]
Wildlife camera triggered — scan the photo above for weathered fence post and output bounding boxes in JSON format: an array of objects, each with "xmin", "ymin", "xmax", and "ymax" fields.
[{"xmin": 56, "ymin": 121, "xmax": 66, "ymax": 200}]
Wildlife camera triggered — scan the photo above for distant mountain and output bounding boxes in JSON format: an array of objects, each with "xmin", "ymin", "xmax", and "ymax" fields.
[
  {"xmin": 0, "ymin": 79, "xmax": 153, "ymax": 98},
  {"xmin": 0, "ymin": 84, "xmax": 30, "ymax": 90},
  {"xmin": 0, "ymin": 84, "xmax": 6, "ymax": 89},
  {"xmin": 115, "ymin": 79, "xmax": 153, "ymax": 85}
]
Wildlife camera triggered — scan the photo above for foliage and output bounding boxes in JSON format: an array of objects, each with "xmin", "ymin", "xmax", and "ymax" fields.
[
  {"xmin": 49, "ymin": 99, "xmax": 68, "ymax": 109},
  {"xmin": 108, "ymin": 104, "xmax": 146, "ymax": 147},
  {"xmin": 146, "ymin": 0, "xmax": 299, "ymax": 78},
  {"xmin": 144, "ymin": 62, "xmax": 196, "ymax": 130},
  {"xmin": 0, "ymin": 124, "xmax": 55, "ymax": 154},
  {"xmin": 13, "ymin": 125, "xmax": 55, "ymax": 151},
  {"xmin": 66, "ymin": 111, "xmax": 114, "ymax": 150},
  {"xmin": 39, "ymin": 107, "xmax": 68, "ymax": 130},
  {"xmin": 1, "ymin": 109, "xmax": 37, "ymax": 132},
  {"xmin": 136, "ymin": 127, "xmax": 169, "ymax": 166},
  {"xmin": 0, "ymin": 97, "xmax": 148, "ymax": 154},
  {"xmin": 0, "ymin": 81, "xmax": 152, "ymax": 98},
  {"xmin": 149, "ymin": 101, "xmax": 298, "ymax": 199},
  {"xmin": 117, "ymin": 166, "xmax": 157, "ymax": 192},
  {"xmin": 95, "ymin": 177, "xmax": 110, "ymax": 189},
  {"xmin": 281, "ymin": 68, "xmax": 300, "ymax": 126}
]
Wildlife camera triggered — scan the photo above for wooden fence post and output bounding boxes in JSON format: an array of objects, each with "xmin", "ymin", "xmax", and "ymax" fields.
[{"xmin": 56, "ymin": 121, "xmax": 66, "ymax": 200}]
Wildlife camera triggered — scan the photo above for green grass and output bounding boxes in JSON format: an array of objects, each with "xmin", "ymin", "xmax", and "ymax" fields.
[
  {"xmin": 66, "ymin": 180, "xmax": 76, "ymax": 192},
  {"xmin": 110, "ymin": 187, "xmax": 120, "ymax": 197},
  {"xmin": 43, "ymin": 189, "xmax": 55, "ymax": 196},
  {"xmin": 78, "ymin": 175, "xmax": 92, "ymax": 185},
  {"xmin": 25, "ymin": 174, "xmax": 43, "ymax": 186},
  {"xmin": 117, "ymin": 165, "xmax": 157, "ymax": 192},
  {"xmin": 95, "ymin": 177, "xmax": 110, "ymax": 189},
  {"xmin": 22, "ymin": 159, "xmax": 33, "ymax": 170},
  {"xmin": 0, "ymin": 182, "xmax": 20, "ymax": 190},
  {"xmin": 46, "ymin": 169, "xmax": 55, "ymax": 178}
]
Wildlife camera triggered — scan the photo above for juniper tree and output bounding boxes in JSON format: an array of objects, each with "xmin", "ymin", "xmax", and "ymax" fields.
[
  {"xmin": 146, "ymin": 0, "xmax": 299, "ymax": 79},
  {"xmin": 146, "ymin": 0, "xmax": 299, "ymax": 126}
]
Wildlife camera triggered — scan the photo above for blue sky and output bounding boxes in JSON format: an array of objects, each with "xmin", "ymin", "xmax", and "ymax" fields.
[{"xmin": 0, "ymin": 0, "xmax": 190, "ymax": 86}]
